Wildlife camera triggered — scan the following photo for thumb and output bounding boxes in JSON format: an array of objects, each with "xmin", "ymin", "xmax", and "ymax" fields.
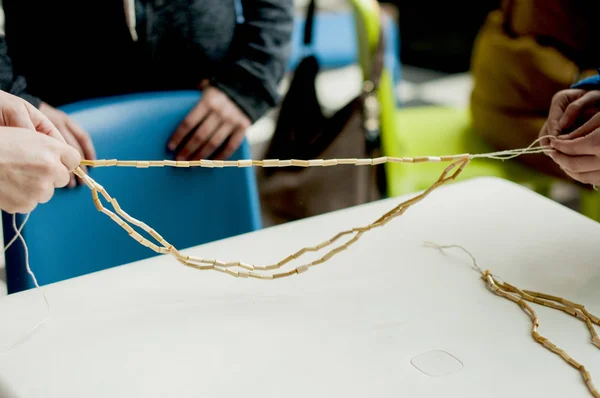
[
  {"xmin": 27, "ymin": 102, "xmax": 65, "ymax": 142},
  {"xmin": 59, "ymin": 143, "xmax": 82, "ymax": 172}
]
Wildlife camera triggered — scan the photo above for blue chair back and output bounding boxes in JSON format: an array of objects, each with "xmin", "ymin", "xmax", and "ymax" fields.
[{"xmin": 3, "ymin": 91, "xmax": 262, "ymax": 294}]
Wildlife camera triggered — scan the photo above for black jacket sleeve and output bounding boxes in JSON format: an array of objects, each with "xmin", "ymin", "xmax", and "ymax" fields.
[
  {"xmin": 210, "ymin": 0, "xmax": 294, "ymax": 122},
  {"xmin": 0, "ymin": 35, "xmax": 41, "ymax": 108}
]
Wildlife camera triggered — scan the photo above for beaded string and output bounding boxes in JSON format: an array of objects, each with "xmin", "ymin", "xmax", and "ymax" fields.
[
  {"xmin": 66, "ymin": 137, "xmax": 598, "ymax": 396},
  {"xmin": 74, "ymin": 155, "xmax": 470, "ymax": 279},
  {"xmin": 426, "ymin": 243, "xmax": 600, "ymax": 398},
  {"xmin": 72, "ymin": 136, "xmax": 551, "ymax": 279},
  {"xmin": 71, "ymin": 139, "xmax": 550, "ymax": 278}
]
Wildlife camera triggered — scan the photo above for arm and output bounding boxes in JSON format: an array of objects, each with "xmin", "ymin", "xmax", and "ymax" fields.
[
  {"xmin": 0, "ymin": 35, "xmax": 41, "ymax": 108},
  {"xmin": 209, "ymin": 0, "xmax": 294, "ymax": 122},
  {"xmin": 169, "ymin": 0, "xmax": 294, "ymax": 161}
]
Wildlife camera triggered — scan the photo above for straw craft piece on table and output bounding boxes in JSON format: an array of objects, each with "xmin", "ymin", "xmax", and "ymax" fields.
[
  {"xmin": 75, "ymin": 155, "xmax": 471, "ymax": 279},
  {"xmin": 426, "ymin": 243, "xmax": 600, "ymax": 398},
  {"xmin": 69, "ymin": 138, "xmax": 597, "ymax": 397}
]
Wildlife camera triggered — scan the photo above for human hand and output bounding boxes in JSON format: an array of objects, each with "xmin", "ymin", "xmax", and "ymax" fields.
[
  {"xmin": 539, "ymin": 89, "xmax": 600, "ymax": 146},
  {"xmin": 0, "ymin": 127, "xmax": 81, "ymax": 213},
  {"xmin": 539, "ymin": 90, "xmax": 600, "ymax": 185},
  {"xmin": 39, "ymin": 102, "xmax": 96, "ymax": 187},
  {"xmin": 167, "ymin": 85, "xmax": 251, "ymax": 161},
  {"xmin": 0, "ymin": 90, "xmax": 63, "ymax": 141}
]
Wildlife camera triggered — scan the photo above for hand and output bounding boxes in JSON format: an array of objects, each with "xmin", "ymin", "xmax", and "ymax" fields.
[
  {"xmin": 0, "ymin": 90, "xmax": 63, "ymax": 141},
  {"xmin": 39, "ymin": 102, "xmax": 96, "ymax": 187},
  {"xmin": 542, "ymin": 90, "xmax": 600, "ymax": 185},
  {"xmin": 168, "ymin": 85, "xmax": 251, "ymax": 161},
  {"xmin": 547, "ymin": 131, "xmax": 600, "ymax": 187},
  {"xmin": 0, "ymin": 127, "xmax": 81, "ymax": 214},
  {"xmin": 539, "ymin": 89, "xmax": 600, "ymax": 146}
]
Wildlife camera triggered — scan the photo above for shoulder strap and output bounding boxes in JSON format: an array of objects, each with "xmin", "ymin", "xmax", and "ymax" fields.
[
  {"xmin": 367, "ymin": 17, "xmax": 386, "ymax": 90},
  {"xmin": 304, "ymin": 0, "xmax": 317, "ymax": 46},
  {"xmin": 303, "ymin": 0, "xmax": 386, "ymax": 89}
]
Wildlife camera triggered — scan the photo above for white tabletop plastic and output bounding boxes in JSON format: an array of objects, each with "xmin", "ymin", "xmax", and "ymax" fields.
[{"xmin": 0, "ymin": 177, "xmax": 599, "ymax": 398}]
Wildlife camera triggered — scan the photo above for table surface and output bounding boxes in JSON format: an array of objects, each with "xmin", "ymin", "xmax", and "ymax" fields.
[{"xmin": 0, "ymin": 177, "xmax": 599, "ymax": 398}]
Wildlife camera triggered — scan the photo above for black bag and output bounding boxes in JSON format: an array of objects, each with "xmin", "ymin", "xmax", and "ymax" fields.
[{"xmin": 257, "ymin": 0, "xmax": 387, "ymax": 225}]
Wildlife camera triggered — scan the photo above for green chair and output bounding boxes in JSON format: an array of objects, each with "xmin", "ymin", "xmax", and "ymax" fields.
[
  {"xmin": 384, "ymin": 106, "xmax": 553, "ymax": 196},
  {"xmin": 386, "ymin": 106, "xmax": 600, "ymax": 221}
]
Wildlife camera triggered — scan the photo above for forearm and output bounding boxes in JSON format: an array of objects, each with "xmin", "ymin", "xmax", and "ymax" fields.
[{"xmin": 210, "ymin": 0, "xmax": 294, "ymax": 122}]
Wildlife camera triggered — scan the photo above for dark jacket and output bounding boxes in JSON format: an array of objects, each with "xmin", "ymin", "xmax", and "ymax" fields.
[{"xmin": 0, "ymin": 0, "xmax": 294, "ymax": 122}]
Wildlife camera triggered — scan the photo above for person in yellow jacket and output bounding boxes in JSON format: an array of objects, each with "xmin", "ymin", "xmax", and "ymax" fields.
[{"xmin": 469, "ymin": 0, "xmax": 600, "ymax": 179}]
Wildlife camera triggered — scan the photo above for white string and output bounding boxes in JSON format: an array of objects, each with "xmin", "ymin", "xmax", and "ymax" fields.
[
  {"xmin": 3, "ymin": 212, "xmax": 29, "ymax": 252},
  {"xmin": 470, "ymin": 136, "xmax": 552, "ymax": 161},
  {"xmin": 424, "ymin": 241, "xmax": 485, "ymax": 275},
  {"xmin": 0, "ymin": 213, "xmax": 50, "ymax": 355}
]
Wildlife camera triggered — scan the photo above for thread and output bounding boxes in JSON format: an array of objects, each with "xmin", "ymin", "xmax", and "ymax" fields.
[
  {"xmin": 0, "ymin": 213, "xmax": 50, "ymax": 355},
  {"xmin": 423, "ymin": 241, "xmax": 485, "ymax": 275},
  {"xmin": 470, "ymin": 136, "xmax": 552, "ymax": 161}
]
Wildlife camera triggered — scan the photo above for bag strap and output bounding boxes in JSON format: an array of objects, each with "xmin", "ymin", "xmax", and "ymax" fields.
[
  {"xmin": 302, "ymin": 0, "xmax": 385, "ymax": 86},
  {"xmin": 304, "ymin": 0, "xmax": 317, "ymax": 46},
  {"xmin": 365, "ymin": 16, "xmax": 386, "ymax": 92}
]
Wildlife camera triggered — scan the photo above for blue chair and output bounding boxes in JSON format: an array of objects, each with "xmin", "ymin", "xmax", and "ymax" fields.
[
  {"xmin": 3, "ymin": 91, "xmax": 262, "ymax": 294},
  {"xmin": 288, "ymin": 10, "xmax": 401, "ymax": 88}
]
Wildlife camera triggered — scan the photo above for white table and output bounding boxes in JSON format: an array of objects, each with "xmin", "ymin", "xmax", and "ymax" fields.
[{"xmin": 0, "ymin": 177, "xmax": 599, "ymax": 398}]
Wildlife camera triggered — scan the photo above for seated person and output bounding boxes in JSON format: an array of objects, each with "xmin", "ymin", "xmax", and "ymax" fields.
[
  {"xmin": 0, "ymin": 0, "xmax": 293, "ymax": 184},
  {"xmin": 469, "ymin": 0, "xmax": 600, "ymax": 179}
]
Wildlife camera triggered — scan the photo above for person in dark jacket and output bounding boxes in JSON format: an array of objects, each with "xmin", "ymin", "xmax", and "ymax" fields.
[{"xmin": 0, "ymin": 0, "xmax": 294, "ymax": 184}]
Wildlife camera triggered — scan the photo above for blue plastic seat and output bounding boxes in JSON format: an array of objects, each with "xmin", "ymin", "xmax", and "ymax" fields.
[
  {"xmin": 3, "ymin": 91, "xmax": 262, "ymax": 294},
  {"xmin": 288, "ymin": 10, "xmax": 401, "ymax": 87}
]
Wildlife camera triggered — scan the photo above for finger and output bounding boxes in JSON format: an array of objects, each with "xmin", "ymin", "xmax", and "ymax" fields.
[
  {"xmin": 168, "ymin": 101, "xmax": 209, "ymax": 152},
  {"xmin": 7, "ymin": 190, "xmax": 37, "ymax": 214},
  {"xmin": 559, "ymin": 112, "xmax": 600, "ymax": 140},
  {"xmin": 559, "ymin": 90, "xmax": 600, "ymax": 131},
  {"xmin": 52, "ymin": 165, "xmax": 72, "ymax": 188},
  {"xmin": 195, "ymin": 122, "xmax": 234, "ymax": 160},
  {"xmin": 539, "ymin": 121, "xmax": 552, "ymax": 149},
  {"xmin": 2, "ymin": 104, "xmax": 36, "ymax": 130},
  {"xmin": 547, "ymin": 150, "xmax": 600, "ymax": 173},
  {"xmin": 64, "ymin": 135, "xmax": 86, "ymax": 185},
  {"xmin": 551, "ymin": 128, "xmax": 600, "ymax": 156},
  {"xmin": 37, "ymin": 182, "xmax": 56, "ymax": 204},
  {"xmin": 213, "ymin": 128, "xmax": 246, "ymax": 160},
  {"xmin": 177, "ymin": 112, "xmax": 221, "ymax": 160},
  {"xmin": 59, "ymin": 129, "xmax": 85, "ymax": 186},
  {"xmin": 546, "ymin": 89, "xmax": 586, "ymax": 137},
  {"xmin": 24, "ymin": 102, "xmax": 64, "ymax": 141},
  {"xmin": 14, "ymin": 201, "xmax": 37, "ymax": 215},
  {"xmin": 66, "ymin": 117, "xmax": 96, "ymax": 160},
  {"xmin": 564, "ymin": 169, "xmax": 600, "ymax": 186},
  {"xmin": 59, "ymin": 143, "xmax": 82, "ymax": 172}
]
